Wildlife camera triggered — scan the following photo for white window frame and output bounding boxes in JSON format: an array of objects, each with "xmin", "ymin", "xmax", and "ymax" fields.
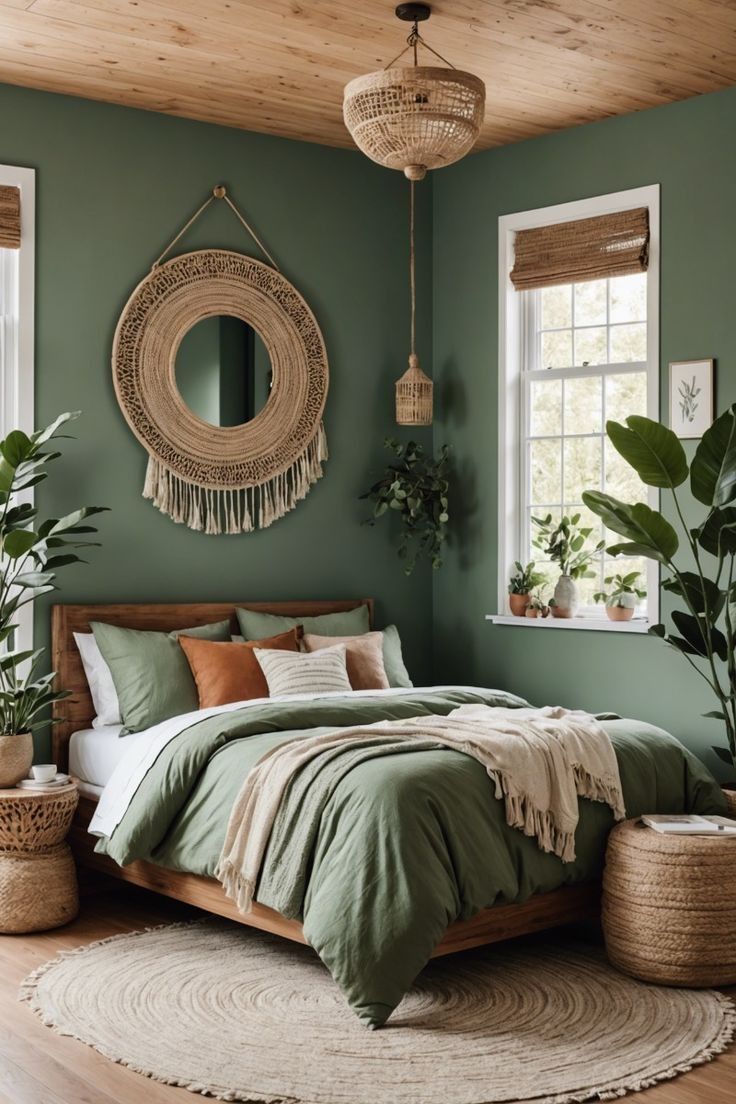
[
  {"xmin": 491, "ymin": 185, "xmax": 660, "ymax": 633},
  {"xmin": 0, "ymin": 164, "xmax": 35, "ymax": 653}
]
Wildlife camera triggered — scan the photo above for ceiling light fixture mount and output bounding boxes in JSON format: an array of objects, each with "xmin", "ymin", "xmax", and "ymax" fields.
[{"xmin": 343, "ymin": 3, "xmax": 485, "ymax": 182}]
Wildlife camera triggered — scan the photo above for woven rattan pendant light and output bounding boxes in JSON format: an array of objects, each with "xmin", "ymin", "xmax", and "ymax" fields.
[
  {"xmin": 344, "ymin": 5, "xmax": 484, "ymax": 424},
  {"xmin": 343, "ymin": 4, "xmax": 485, "ymax": 183},
  {"xmin": 395, "ymin": 179, "xmax": 432, "ymax": 425}
]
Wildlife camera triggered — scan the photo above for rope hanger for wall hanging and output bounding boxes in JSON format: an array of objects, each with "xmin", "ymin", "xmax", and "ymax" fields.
[
  {"xmin": 151, "ymin": 184, "xmax": 281, "ymax": 272},
  {"xmin": 112, "ymin": 183, "xmax": 329, "ymax": 536}
]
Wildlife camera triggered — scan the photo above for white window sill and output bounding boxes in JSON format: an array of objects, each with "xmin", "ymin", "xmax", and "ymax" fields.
[{"xmin": 486, "ymin": 614, "xmax": 650, "ymax": 634}]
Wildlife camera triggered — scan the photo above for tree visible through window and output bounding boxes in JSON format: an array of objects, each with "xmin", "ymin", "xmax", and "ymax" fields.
[{"xmin": 523, "ymin": 273, "xmax": 649, "ymax": 612}]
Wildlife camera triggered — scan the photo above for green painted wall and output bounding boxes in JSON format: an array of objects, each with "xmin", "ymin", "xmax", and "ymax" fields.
[
  {"xmin": 0, "ymin": 83, "xmax": 434, "ymax": 757},
  {"xmin": 432, "ymin": 86, "xmax": 736, "ymax": 780}
]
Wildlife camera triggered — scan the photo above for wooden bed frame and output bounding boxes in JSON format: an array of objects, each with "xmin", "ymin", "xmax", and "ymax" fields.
[{"xmin": 52, "ymin": 600, "xmax": 600, "ymax": 957}]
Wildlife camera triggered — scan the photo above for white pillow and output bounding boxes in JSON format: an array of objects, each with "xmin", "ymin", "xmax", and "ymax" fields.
[
  {"xmin": 253, "ymin": 643, "xmax": 352, "ymax": 698},
  {"xmin": 73, "ymin": 632, "xmax": 122, "ymax": 728}
]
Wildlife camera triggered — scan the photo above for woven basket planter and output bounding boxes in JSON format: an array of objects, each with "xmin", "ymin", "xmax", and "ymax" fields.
[
  {"xmin": 723, "ymin": 787, "xmax": 736, "ymax": 817},
  {"xmin": 602, "ymin": 819, "xmax": 736, "ymax": 987},
  {"xmin": 0, "ymin": 733, "xmax": 33, "ymax": 788},
  {"xmin": 0, "ymin": 844, "xmax": 78, "ymax": 933}
]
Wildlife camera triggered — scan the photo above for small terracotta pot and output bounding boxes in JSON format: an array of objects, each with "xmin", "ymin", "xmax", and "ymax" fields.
[
  {"xmin": 509, "ymin": 593, "xmax": 529, "ymax": 617},
  {"xmin": 606, "ymin": 605, "xmax": 635, "ymax": 622},
  {"xmin": 0, "ymin": 733, "xmax": 33, "ymax": 788},
  {"xmin": 551, "ymin": 605, "xmax": 573, "ymax": 619},
  {"xmin": 525, "ymin": 607, "xmax": 539, "ymax": 619}
]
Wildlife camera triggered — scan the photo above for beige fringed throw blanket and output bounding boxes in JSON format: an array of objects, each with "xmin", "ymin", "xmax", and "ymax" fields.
[{"xmin": 217, "ymin": 704, "xmax": 625, "ymax": 915}]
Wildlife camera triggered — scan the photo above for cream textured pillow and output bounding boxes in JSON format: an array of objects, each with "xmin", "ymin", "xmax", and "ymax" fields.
[
  {"xmin": 303, "ymin": 631, "xmax": 389, "ymax": 691},
  {"xmin": 253, "ymin": 643, "xmax": 352, "ymax": 698}
]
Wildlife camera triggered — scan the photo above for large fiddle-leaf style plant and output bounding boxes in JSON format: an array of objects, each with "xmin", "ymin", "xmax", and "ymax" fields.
[
  {"xmin": 582, "ymin": 408, "xmax": 736, "ymax": 771},
  {"xmin": 0, "ymin": 413, "xmax": 106, "ymax": 737},
  {"xmin": 361, "ymin": 438, "xmax": 450, "ymax": 576}
]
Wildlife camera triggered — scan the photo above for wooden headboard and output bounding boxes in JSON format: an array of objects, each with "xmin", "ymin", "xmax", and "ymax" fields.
[{"xmin": 51, "ymin": 599, "xmax": 373, "ymax": 770}]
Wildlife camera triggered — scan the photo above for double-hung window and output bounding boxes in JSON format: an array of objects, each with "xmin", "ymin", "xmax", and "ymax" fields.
[
  {"xmin": 0, "ymin": 166, "xmax": 35, "ymax": 652},
  {"xmin": 496, "ymin": 186, "xmax": 660, "ymax": 630}
]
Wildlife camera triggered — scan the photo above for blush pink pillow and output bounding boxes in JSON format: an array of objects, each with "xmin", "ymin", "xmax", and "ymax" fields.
[{"xmin": 302, "ymin": 631, "xmax": 389, "ymax": 691}]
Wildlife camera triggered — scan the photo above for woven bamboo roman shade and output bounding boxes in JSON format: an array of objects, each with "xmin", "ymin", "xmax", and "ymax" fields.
[
  {"xmin": 510, "ymin": 207, "xmax": 649, "ymax": 291},
  {"xmin": 0, "ymin": 186, "xmax": 20, "ymax": 250}
]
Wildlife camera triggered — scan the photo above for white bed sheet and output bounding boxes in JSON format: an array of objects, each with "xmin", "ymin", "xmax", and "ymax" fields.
[{"xmin": 69, "ymin": 725, "xmax": 126, "ymax": 796}]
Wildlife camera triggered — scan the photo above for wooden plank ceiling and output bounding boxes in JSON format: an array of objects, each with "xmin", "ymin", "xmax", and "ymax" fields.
[{"xmin": 1, "ymin": 0, "xmax": 735, "ymax": 151}]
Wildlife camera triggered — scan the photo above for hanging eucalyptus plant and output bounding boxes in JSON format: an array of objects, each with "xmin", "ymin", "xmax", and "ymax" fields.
[
  {"xmin": 360, "ymin": 438, "xmax": 450, "ymax": 575},
  {"xmin": 582, "ymin": 407, "xmax": 736, "ymax": 771},
  {"xmin": 0, "ymin": 412, "xmax": 107, "ymax": 737}
]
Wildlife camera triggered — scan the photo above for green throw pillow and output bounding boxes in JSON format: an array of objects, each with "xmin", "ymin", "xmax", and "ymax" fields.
[
  {"xmin": 236, "ymin": 605, "xmax": 371, "ymax": 640},
  {"xmin": 235, "ymin": 607, "xmax": 412, "ymax": 688},
  {"xmin": 381, "ymin": 624, "xmax": 413, "ymax": 689},
  {"xmin": 91, "ymin": 620, "xmax": 231, "ymax": 734}
]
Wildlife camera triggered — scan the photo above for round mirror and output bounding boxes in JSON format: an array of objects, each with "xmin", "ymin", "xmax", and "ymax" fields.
[{"xmin": 175, "ymin": 315, "xmax": 272, "ymax": 427}]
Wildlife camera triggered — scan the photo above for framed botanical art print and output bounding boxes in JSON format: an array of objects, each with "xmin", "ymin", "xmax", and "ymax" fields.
[{"xmin": 669, "ymin": 359, "xmax": 714, "ymax": 438}]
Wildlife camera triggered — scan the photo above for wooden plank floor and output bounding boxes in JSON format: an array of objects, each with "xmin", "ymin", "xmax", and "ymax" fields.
[{"xmin": 0, "ymin": 879, "xmax": 732, "ymax": 1104}]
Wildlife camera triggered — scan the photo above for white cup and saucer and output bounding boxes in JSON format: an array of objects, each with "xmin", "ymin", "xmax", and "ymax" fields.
[{"xmin": 16, "ymin": 765, "xmax": 71, "ymax": 790}]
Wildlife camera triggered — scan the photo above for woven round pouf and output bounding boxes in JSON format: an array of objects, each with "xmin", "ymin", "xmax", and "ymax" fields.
[
  {"xmin": 603, "ymin": 818, "xmax": 736, "ymax": 987},
  {"xmin": 0, "ymin": 782, "xmax": 79, "ymax": 933}
]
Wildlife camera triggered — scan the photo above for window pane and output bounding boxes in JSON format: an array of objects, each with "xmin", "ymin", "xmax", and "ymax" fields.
[
  {"xmin": 610, "ymin": 322, "xmax": 646, "ymax": 363},
  {"xmin": 564, "ymin": 436, "xmax": 601, "ymax": 502},
  {"xmin": 541, "ymin": 285, "xmax": 572, "ymax": 330},
  {"xmin": 610, "ymin": 273, "xmax": 646, "ymax": 324},
  {"xmin": 576, "ymin": 566, "xmax": 604, "ymax": 609},
  {"xmin": 564, "ymin": 376, "xmax": 602, "ymax": 434},
  {"xmin": 605, "ymin": 371, "xmax": 647, "ymax": 424},
  {"xmin": 574, "ymin": 280, "xmax": 607, "ymax": 326},
  {"xmin": 541, "ymin": 329, "xmax": 572, "ymax": 370},
  {"xmin": 530, "ymin": 379, "xmax": 562, "ymax": 436},
  {"xmin": 530, "ymin": 439, "xmax": 562, "ymax": 505},
  {"xmin": 574, "ymin": 327, "xmax": 607, "ymax": 366},
  {"xmin": 605, "ymin": 440, "xmax": 648, "ymax": 503}
]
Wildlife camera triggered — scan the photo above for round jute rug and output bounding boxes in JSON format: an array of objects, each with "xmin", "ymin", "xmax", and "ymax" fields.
[{"xmin": 20, "ymin": 920, "xmax": 735, "ymax": 1104}]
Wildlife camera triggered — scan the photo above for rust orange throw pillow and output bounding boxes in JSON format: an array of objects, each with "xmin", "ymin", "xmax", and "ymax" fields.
[
  {"xmin": 179, "ymin": 628, "xmax": 300, "ymax": 708},
  {"xmin": 302, "ymin": 631, "xmax": 389, "ymax": 691}
]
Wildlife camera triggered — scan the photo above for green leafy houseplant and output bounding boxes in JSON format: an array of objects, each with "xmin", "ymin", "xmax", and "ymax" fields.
[
  {"xmin": 507, "ymin": 561, "xmax": 547, "ymax": 595},
  {"xmin": 531, "ymin": 513, "xmax": 605, "ymax": 579},
  {"xmin": 594, "ymin": 571, "xmax": 647, "ymax": 608},
  {"xmin": 582, "ymin": 408, "xmax": 736, "ymax": 770},
  {"xmin": 0, "ymin": 412, "xmax": 106, "ymax": 746},
  {"xmin": 360, "ymin": 438, "xmax": 450, "ymax": 576}
]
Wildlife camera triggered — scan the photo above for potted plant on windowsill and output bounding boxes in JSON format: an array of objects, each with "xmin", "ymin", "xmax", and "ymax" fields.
[
  {"xmin": 594, "ymin": 572, "xmax": 647, "ymax": 622},
  {"xmin": 0, "ymin": 413, "xmax": 106, "ymax": 786},
  {"xmin": 532, "ymin": 513, "xmax": 605, "ymax": 618},
  {"xmin": 582, "ymin": 407, "xmax": 736, "ymax": 785},
  {"xmin": 524, "ymin": 589, "xmax": 551, "ymax": 619},
  {"xmin": 507, "ymin": 561, "xmax": 547, "ymax": 616}
]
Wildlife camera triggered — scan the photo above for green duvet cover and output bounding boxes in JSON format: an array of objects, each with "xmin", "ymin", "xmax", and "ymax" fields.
[{"xmin": 97, "ymin": 687, "xmax": 726, "ymax": 1026}]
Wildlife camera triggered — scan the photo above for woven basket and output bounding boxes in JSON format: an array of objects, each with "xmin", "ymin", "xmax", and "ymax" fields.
[
  {"xmin": 0, "ymin": 733, "xmax": 33, "ymax": 788},
  {"xmin": 723, "ymin": 787, "xmax": 736, "ymax": 817},
  {"xmin": 0, "ymin": 844, "xmax": 78, "ymax": 933},
  {"xmin": 602, "ymin": 819, "xmax": 736, "ymax": 987}
]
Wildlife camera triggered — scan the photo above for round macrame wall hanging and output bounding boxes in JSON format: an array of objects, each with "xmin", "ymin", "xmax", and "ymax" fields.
[{"xmin": 112, "ymin": 187, "xmax": 329, "ymax": 534}]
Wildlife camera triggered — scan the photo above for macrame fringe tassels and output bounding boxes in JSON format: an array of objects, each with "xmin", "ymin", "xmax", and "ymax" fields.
[{"xmin": 143, "ymin": 423, "xmax": 328, "ymax": 535}]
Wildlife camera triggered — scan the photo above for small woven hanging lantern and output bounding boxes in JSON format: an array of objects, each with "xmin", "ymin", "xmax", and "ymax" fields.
[
  {"xmin": 343, "ymin": 4, "xmax": 485, "ymax": 182},
  {"xmin": 395, "ymin": 179, "xmax": 433, "ymax": 426}
]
